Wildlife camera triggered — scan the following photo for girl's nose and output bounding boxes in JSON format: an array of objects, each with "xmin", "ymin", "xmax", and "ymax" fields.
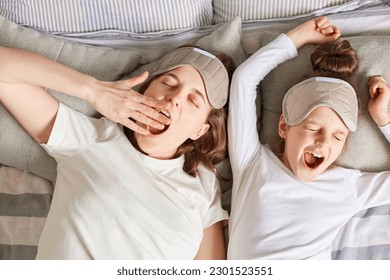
[{"xmin": 315, "ymin": 134, "xmax": 331, "ymax": 148}]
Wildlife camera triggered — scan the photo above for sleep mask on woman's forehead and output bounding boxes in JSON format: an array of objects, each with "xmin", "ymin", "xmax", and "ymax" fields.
[{"xmin": 150, "ymin": 47, "xmax": 229, "ymax": 109}]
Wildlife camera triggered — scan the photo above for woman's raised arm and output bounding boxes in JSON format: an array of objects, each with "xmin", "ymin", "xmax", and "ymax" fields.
[{"xmin": 0, "ymin": 46, "xmax": 170, "ymax": 135}]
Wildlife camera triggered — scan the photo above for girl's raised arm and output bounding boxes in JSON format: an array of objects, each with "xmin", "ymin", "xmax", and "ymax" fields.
[
  {"xmin": 286, "ymin": 16, "xmax": 340, "ymax": 49},
  {"xmin": 228, "ymin": 17, "xmax": 340, "ymax": 173}
]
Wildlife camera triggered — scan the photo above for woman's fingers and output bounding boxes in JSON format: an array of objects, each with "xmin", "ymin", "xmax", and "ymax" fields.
[
  {"xmin": 89, "ymin": 72, "xmax": 173, "ymax": 134},
  {"xmin": 134, "ymin": 92, "xmax": 170, "ymax": 118},
  {"xmin": 132, "ymin": 102, "xmax": 170, "ymax": 124},
  {"xmin": 118, "ymin": 106, "xmax": 170, "ymax": 135},
  {"xmin": 122, "ymin": 90, "xmax": 170, "ymax": 124},
  {"xmin": 107, "ymin": 90, "xmax": 171, "ymax": 132},
  {"xmin": 126, "ymin": 71, "xmax": 150, "ymax": 88},
  {"xmin": 119, "ymin": 118, "xmax": 150, "ymax": 135},
  {"xmin": 111, "ymin": 72, "xmax": 150, "ymax": 90},
  {"xmin": 119, "ymin": 104, "xmax": 168, "ymax": 130}
]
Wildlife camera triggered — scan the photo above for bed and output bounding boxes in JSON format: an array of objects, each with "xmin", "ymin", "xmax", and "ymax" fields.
[{"xmin": 1, "ymin": 0, "xmax": 390, "ymax": 260}]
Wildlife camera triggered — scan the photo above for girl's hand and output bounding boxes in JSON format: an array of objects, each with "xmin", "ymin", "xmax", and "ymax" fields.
[
  {"xmin": 86, "ymin": 71, "xmax": 170, "ymax": 135},
  {"xmin": 286, "ymin": 16, "xmax": 341, "ymax": 49},
  {"xmin": 367, "ymin": 75, "xmax": 390, "ymax": 127}
]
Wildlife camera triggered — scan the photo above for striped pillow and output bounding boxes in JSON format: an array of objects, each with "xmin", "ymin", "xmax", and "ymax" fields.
[
  {"xmin": 331, "ymin": 204, "xmax": 390, "ymax": 259},
  {"xmin": 0, "ymin": 0, "xmax": 213, "ymax": 33},
  {"xmin": 0, "ymin": 166, "xmax": 53, "ymax": 260},
  {"xmin": 212, "ymin": 0, "xmax": 352, "ymax": 23}
]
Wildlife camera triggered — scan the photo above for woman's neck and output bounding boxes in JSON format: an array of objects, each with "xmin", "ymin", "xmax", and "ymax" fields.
[{"xmin": 123, "ymin": 126, "xmax": 181, "ymax": 159}]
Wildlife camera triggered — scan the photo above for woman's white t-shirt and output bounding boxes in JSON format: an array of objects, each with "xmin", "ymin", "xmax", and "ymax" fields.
[{"xmin": 38, "ymin": 103, "xmax": 228, "ymax": 259}]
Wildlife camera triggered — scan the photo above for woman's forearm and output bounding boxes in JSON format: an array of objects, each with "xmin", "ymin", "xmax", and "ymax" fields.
[
  {"xmin": 0, "ymin": 46, "xmax": 94, "ymax": 101},
  {"xmin": 0, "ymin": 46, "xmax": 172, "ymax": 135}
]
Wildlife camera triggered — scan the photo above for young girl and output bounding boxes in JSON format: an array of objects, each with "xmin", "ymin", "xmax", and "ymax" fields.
[
  {"xmin": 0, "ymin": 46, "xmax": 233, "ymax": 259},
  {"xmin": 227, "ymin": 17, "xmax": 390, "ymax": 259}
]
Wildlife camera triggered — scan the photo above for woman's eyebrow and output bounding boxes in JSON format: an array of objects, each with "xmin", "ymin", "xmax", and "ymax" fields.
[
  {"xmin": 164, "ymin": 72, "xmax": 179, "ymax": 80},
  {"xmin": 192, "ymin": 89, "xmax": 206, "ymax": 104},
  {"xmin": 164, "ymin": 73, "xmax": 206, "ymax": 104}
]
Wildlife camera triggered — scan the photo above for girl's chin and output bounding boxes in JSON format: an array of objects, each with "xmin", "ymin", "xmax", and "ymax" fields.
[{"xmin": 294, "ymin": 167, "xmax": 319, "ymax": 182}]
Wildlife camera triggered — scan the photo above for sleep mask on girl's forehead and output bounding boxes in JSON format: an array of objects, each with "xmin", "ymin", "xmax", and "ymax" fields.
[
  {"xmin": 282, "ymin": 77, "xmax": 358, "ymax": 131},
  {"xmin": 150, "ymin": 47, "xmax": 229, "ymax": 109}
]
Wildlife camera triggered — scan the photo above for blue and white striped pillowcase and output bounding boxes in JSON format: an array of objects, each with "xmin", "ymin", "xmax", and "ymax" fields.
[
  {"xmin": 331, "ymin": 204, "xmax": 390, "ymax": 260},
  {"xmin": 212, "ymin": 0, "xmax": 352, "ymax": 23},
  {"xmin": 0, "ymin": 166, "xmax": 53, "ymax": 260},
  {"xmin": 0, "ymin": 0, "xmax": 213, "ymax": 33}
]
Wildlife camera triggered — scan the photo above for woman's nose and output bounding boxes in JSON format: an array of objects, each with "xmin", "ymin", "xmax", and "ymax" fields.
[{"xmin": 166, "ymin": 91, "xmax": 182, "ymax": 107}]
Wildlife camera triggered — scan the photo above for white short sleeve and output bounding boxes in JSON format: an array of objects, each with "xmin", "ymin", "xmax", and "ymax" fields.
[
  {"xmin": 41, "ymin": 103, "xmax": 114, "ymax": 159},
  {"xmin": 202, "ymin": 179, "xmax": 229, "ymax": 228}
]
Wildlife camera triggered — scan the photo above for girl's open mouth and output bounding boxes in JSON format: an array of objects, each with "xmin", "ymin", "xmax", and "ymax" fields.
[{"xmin": 304, "ymin": 152, "xmax": 324, "ymax": 169}]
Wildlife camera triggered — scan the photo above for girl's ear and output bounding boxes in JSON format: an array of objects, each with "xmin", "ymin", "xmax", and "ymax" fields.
[
  {"xmin": 278, "ymin": 114, "xmax": 288, "ymax": 139},
  {"xmin": 190, "ymin": 123, "xmax": 210, "ymax": 140}
]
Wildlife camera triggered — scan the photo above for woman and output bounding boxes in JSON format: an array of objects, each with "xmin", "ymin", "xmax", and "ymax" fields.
[{"xmin": 0, "ymin": 46, "xmax": 232, "ymax": 259}]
